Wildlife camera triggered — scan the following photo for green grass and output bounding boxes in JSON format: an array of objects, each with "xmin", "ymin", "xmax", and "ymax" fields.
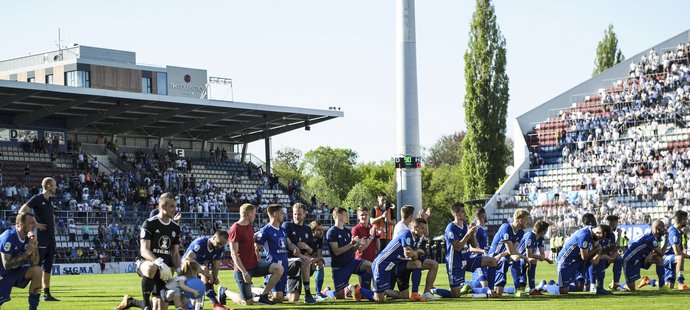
[{"xmin": 5, "ymin": 263, "xmax": 690, "ymax": 309}]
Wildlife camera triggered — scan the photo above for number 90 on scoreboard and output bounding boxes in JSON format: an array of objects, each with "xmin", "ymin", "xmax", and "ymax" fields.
[{"xmin": 395, "ymin": 156, "xmax": 421, "ymax": 169}]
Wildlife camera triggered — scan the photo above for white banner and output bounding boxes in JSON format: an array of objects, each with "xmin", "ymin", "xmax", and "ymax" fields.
[{"xmin": 51, "ymin": 262, "xmax": 137, "ymax": 275}]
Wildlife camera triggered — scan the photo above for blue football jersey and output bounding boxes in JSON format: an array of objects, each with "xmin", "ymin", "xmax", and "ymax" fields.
[
  {"xmin": 0, "ymin": 228, "xmax": 30, "ymax": 274},
  {"xmin": 517, "ymin": 231, "xmax": 543, "ymax": 256},
  {"xmin": 255, "ymin": 224, "xmax": 288, "ymax": 263},
  {"xmin": 282, "ymin": 221, "xmax": 313, "ymax": 258},
  {"xmin": 624, "ymin": 232, "xmax": 659, "ymax": 263},
  {"xmin": 665, "ymin": 226, "xmax": 682, "ymax": 255},
  {"xmin": 374, "ymin": 230, "xmax": 417, "ymax": 266},
  {"xmin": 445, "ymin": 222, "xmax": 471, "ymax": 268},
  {"xmin": 476, "ymin": 225, "xmax": 489, "ymax": 252},
  {"xmin": 557, "ymin": 227, "xmax": 593, "ymax": 266},
  {"xmin": 488, "ymin": 223, "xmax": 524, "ymax": 256},
  {"xmin": 182, "ymin": 237, "xmax": 224, "ymax": 265},
  {"xmin": 326, "ymin": 226, "xmax": 354, "ymax": 268}
]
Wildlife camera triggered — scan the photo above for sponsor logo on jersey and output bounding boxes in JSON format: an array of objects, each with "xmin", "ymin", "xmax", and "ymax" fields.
[{"xmin": 159, "ymin": 236, "xmax": 171, "ymax": 250}]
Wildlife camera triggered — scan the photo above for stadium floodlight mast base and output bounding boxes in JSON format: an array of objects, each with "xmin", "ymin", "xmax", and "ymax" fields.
[{"xmin": 395, "ymin": 0, "xmax": 422, "ymax": 218}]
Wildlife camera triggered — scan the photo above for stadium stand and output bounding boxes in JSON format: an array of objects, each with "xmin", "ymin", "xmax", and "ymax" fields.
[
  {"xmin": 0, "ymin": 139, "xmax": 350, "ymax": 265},
  {"xmin": 491, "ymin": 41, "xmax": 690, "ymax": 237}
]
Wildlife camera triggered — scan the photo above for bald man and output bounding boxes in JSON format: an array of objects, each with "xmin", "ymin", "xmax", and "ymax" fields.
[
  {"xmin": 622, "ymin": 220, "xmax": 668, "ymax": 291},
  {"xmin": 19, "ymin": 177, "xmax": 59, "ymax": 301}
]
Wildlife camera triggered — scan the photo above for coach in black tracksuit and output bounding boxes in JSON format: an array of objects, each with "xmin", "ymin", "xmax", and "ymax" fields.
[{"xmin": 19, "ymin": 177, "xmax": 60, "ymax": 302}]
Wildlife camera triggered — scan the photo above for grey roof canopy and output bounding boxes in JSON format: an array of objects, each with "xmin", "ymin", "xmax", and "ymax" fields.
[{"xmin": 0, "ymin": 80, "xmax": 342, "ymax": 143}]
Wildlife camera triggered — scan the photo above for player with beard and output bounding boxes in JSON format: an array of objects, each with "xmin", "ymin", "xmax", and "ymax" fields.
[
  {"xmin": 136, "ymin": 193, "xmax": 181, "ymax": 310},
  {"xmin": 0, "ymin": 212, "xmax": 42, "ymax": 309},
  {"xmin": 282, "ymin": 203, "xmax": 316, "ymax": 303}
]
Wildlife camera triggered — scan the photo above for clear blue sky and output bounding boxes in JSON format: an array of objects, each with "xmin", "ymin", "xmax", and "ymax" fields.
[{"xmin": 2, "ymin": 1, "xmax": 689, "ymax": 163}]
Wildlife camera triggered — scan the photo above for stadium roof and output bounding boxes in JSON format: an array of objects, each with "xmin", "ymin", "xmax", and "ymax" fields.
[{"xmin": 0, "ymin": 79, "xmax": 343, "ymax": 143}]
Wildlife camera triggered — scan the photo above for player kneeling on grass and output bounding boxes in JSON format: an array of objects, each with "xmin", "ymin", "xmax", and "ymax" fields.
[
  {"xmin": 0, "ymin": 212, "xmax": 42, "ymax": 310},
  {"xmin": 664, "ymin": 210, "xmax": 690, "ymax": 291},
  {"xmin": 622, "ymin": 219, "xmax": 668, "ymax": 291},
  {"xmin": 118, "ymin": 259, "xmax": 206, "ymax": 310},
  {"xmin": 432, "ymin": 202, "xmax": 497, "ymax": 298},
  {"xmin": 389, "ymin": 207, "xmax": 438, "ymax": 301},
  {"xmin": 588, "ymin": 215, "xmax": 622, "ymax": 295},
  {"xmin": 372, "ymin": 218, "xmax": 429, "ymax": 302},
  {"xmin": 218, "ymin": 203, "xmax": 283, "ymax": 306},
  {"xmin": 308, "ymin": 221, "xmax": 327, "ymax": 300},
  {"xmin": 556, "ymin": 224, "xmax": 609, "ymax": 294},
  {"xmin": 487, "ymin": 209, "xmax": 531, "ymax": 296},
  {"xmin": 282, "ymin": 203, "xmax": 317, "ymax": 303},
  {"xmin": 323, "ymin": 207, "xmax": 375, "ymax": 301},
  {"xmin": 181, "ymin": 230, "xmax": 231, "ymax": 310},
  {"xmin": 512, "ymin": 220, "xmax": 552, "ymax": 296}
]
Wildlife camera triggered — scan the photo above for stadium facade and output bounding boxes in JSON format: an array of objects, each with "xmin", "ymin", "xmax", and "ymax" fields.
[{"xmin": 0, "ymin": 45, "xmax": 342, "ymax": 167}]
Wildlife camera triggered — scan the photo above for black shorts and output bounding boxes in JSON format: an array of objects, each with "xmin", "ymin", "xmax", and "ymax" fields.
[
  {"xmin": 135, "ymin": 258, "xmax": 166, "ymax": 297},
  {"xmin": 286, "ymin": 258, "xmax": 315, "ymax": 293},
  {"xmin": 38, "ymin": 239, "xmax": 56, "ymax": 273}
]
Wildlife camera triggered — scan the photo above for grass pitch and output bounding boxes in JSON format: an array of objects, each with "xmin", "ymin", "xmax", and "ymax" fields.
[{"xmin": 5, "ymin": 263, "xmax": 690, "ymax": 309}]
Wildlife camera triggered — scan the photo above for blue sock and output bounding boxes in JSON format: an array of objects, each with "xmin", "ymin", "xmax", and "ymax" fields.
[
  {"xmin": 28, "ymin": 293, "xmax": 40, "ymax": 310},
  {"xmin": 315, "ymin": 268, "xmax": 324, "ymax": 293},
  {"xmin": 597, "ymin": 263, "xmax": 606, "ymax": 290},
  {"xmin": 679, "ymin": 275, "xmax": 685, "ymax": 284},
  {"xmin": 469, "ymin": 280, "xmax": 482, "ymax": 288},
  {"xmin": 613, "ymin": 257, "xmax": 623, "ymax": 283},
  {"xmin": 325, "ymin": 289, "xmax": 336, "ymax": 299},
  {"xmin": 360, "ymin": 287, "xmax": 375, "ymax": 301},
  {"xmin": 412, "ymin": 269, "xmax": 422, "ymax": 293},
  {"xmin": 206, "ymin": 289, "xmax": 218, "ymax": 303},
  {"xmin": 528, "ymin": 265, "xmax": 537, "ymax": 289},
  {"xmin": 472, "ymin": 287, "xmax": 489, "ymax": 294},
  {"xmin": 431, "ymin": 288, "xmax": 453, "ymax": 298},
  {"xmin": 205, "ymin": 283, "xmax": 218, "ymax": 303},
  {"xmin": 359, "ymin": 271, "xmax": 372, "ymax": 290},
  {"xmin": 588, "ymin": 264, "xmax": 596, "ymax": 287},
  {"xmin": 656, "ymin": 264, "xmax": 665, "ymax": 287}
]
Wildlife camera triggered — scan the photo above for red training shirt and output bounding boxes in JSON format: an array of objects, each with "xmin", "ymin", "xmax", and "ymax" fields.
[
  {"xmin": 228, "ymin": 222, "xmax": 257, "ymax": 271},
  {"xmin": 352, "ymin": 223, "xmax": 377, "ymax": 262}
]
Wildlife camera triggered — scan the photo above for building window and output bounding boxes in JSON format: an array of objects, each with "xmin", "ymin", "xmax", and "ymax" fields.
[
  {"xmin": 27, "ymin": 77, "xmax": 35, "ymax": 83},
  {"xmin": 156, "ymin": 72, "xmax": 167, "ymax": 95},
  {"xmin": 65, "ymin": 70, "xmax": 90, "ymax": 88},
  {"xmin": 45, "ymin": 74, "xmax": 53, "ymax": 84},
  {"xmin": 141, "ymin": 77, "xmax": 152, "ymax": 94}
]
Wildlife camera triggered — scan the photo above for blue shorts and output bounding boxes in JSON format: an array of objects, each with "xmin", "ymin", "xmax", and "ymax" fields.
[
  {"xmin": 470, "ymin": 254, "xmax": 488, "ymax": 282},
  {"xmin": 511, "ymin": 258, "xmax": 527, "ymax": 287},
  {"xmin": 332, "ymin": 259, "xmax": 365, "ymax": 292},
  {"xmin": 0, "ymin": 266, "xmax": 32, "ymax": 305},
  {"xmin": 664, "ymin": 254, "xmax": 677, "ymax": 282},
  {"xmin": 266, "ymin": 259, "xmax": 288, "ymax": 294},
  {"xmin": 447, "ymin": 255, "xmax": 483, "ymax": 288},
  {"xmin": 372, "ymin": 259, "xmax": 400, "ymax": 293},
  {"xmin": 623, "ymin": 257, "xmax": 651, "ymax": 283},
  {"xmin": 558, "ymin": 261, "xmax": 584, "ymax": 288}
]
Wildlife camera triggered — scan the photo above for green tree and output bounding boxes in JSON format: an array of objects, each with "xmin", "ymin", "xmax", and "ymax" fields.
[
  {"xmin": 592, "ymin": 24, "xmax": 624, "ymax": 76},
  {"xmin": 422, "ymin": 165, "xmax": 464, "ymax": 236},
  {"xmin": 460, "ymin": 0, "xmax": 510, "ymax": 210},
  {"xmin": 303, "ymin": 146, "xmax": 359, "ymax": 206},
  {"xmin": 272, "ymin": 147, "xmax": 305, "ymax": 184},
  {"xmin": 425, "ymin": 131, "xmax": 466, "ymax": 168}
]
